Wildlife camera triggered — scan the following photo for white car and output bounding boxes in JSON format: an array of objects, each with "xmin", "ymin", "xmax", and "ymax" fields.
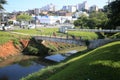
[
  {"xmin": 3, "ymin": 26, "xmax": 12, "ymax": 30},
  {"xmin": 28, "ymin": 24, "xmax": 35, "ymax": 29}
]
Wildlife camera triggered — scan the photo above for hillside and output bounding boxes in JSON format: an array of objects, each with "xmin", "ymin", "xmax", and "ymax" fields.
[
  {"xmin": 48, "ymin": 41, "xmax": 120, "ymax": 80},
  {"xmin": 21, "ymin": 41, "xmax": 120, "ymax": 80}
]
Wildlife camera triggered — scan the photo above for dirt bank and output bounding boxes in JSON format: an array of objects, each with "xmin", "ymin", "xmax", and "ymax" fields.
[{"xmin": 0, "ymin": 39, "xmax": 29, "ymax": 60}]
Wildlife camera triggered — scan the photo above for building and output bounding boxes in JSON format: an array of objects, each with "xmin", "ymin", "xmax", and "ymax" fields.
[
  {"xmin": 89, "ymin": 5, "xmax": 99, "ymax": 12},
  {"xmin": 68, "ymin": 5, "xmax": 77, "ymax": 12},
  {"xmin": 77, "ymin": 1, "xmax": 89, "ymax": 11},
  {"xmin": 40, "ymin": 3, "xmax": 56, "ymax": 11},
  {"xmin": 62, "ymin": 6, "xmax": 68, "ymax": 11},
  {"xmin": 34, "ymin": 8, "xmax": 40, "ymax": 15},
  {"xmin": 32, "ymin": 16, "xmax": 73, "ymax": 24}
]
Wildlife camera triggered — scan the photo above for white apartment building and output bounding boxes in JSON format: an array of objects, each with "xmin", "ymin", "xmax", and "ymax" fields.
[
  {"xmin": 77, "ymin": 1, "xmax": 89, "ymax": 11},
  {"xmin": 89, "ymin": 5, "xmax": 99, "ymax": 12},
  {"xmin": 62, "ymin": 6, "xmax": 68, "ymax": 11},
  {"xmin": 33, "ymin": 16, "xmax": 73, "ymax": 24},
  {"xmin": 68, "ymin": 5, "xmax": 77, "ymax": 12}
]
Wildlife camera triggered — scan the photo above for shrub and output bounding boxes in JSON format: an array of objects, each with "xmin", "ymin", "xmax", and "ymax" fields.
[{"xmin": 27, "ymin": 46, "xmax": 39, "ymax": 55}]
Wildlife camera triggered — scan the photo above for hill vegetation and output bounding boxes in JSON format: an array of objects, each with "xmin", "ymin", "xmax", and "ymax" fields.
[{"xmin": 21, "ymin": 41, "xmax": 120, "ymax": 80}]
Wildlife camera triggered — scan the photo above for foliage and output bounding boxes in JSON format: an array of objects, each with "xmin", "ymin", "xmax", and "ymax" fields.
[
  {"xmin": 88, "ymin": 12, "xmax": 108, "ymax": 29},
  {"xmin": 27, "ymin": 46, "xmax": 39, "ymax": 55},
  {"xmin": 8, "ymin": 21, "xmax": 13, "ymax": 25},
  {"xmin": 21, "ymin": 41, "xmax": 120, "ymax": 80},
  {"xmin": 13, "ymin": 38, "xmax": 20, "ymax": 45},
  {"xmin": 74, "ymin": 11, "xmax": 108, "ymax": 29},
  {"xmin": 74, "ymin": 14, "xmax": 89, "ymax": 28},
  {"xmin": 109, "ymin": 32, "xmax": 120, "ymax": 39},
  {"xmin": 17, "ymin": 14, "xmax": 32, "ymax": 22},
  {"xmin": 107, "ymin": 0, "xmax": 120, "ymax": 29},
  {"xmin": 0, "ymin": 0, "xmax": 7, "ymax": 9}
]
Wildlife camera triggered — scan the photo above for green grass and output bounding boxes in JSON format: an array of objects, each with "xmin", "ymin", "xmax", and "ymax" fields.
[
  {"xmin": 21, "ymin": 41, "xmax": 120, "ymax": 80},
  {"xmin": 0, "ymin": 31, "xmax": 13, "ymax": 44},
  {"xmin": 14, "ymin": 28, "xmax": 98, "ymax": 40},
  {"xmin": 0, "ymin": 31, "xmax": 29, "ymax": 45},
  {"xmin": 109, "ymin": 32, "xmax": 120, "ymax": 39},
  {"xmin": 14, "ymin": 28, "xmax": 60, "ymax": 36},
  {"xmin": 68, "ymin": 31, "xmax": 98, "ymax": 40}
]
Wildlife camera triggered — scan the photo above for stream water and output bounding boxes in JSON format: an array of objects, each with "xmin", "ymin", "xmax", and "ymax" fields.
[{"xmin": 0, "ymin": 55, "xmax": 45, "ymax": 80}]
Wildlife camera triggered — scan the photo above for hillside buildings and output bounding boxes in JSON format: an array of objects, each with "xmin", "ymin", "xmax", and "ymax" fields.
[
  {"xmin": 77, "ymin": 1, "xmax": 89, "ymax": 11},
  {"xmin": 5, "ymin": 1, "xmax": 101, "ymax": 26}
]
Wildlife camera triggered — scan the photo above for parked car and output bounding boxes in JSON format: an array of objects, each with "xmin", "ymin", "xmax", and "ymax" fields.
[
  {"xmin": 2, "ymin": 26, "xmax": 14, "ymax": 31},
  {"xmin": 28, "ymin": 24, "xmax": 35, "ymax": 29}
]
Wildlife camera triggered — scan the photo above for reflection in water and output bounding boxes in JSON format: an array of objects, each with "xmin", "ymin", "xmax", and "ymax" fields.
[
  {"xmin": 0, "ymin": 55, "xmax": 45, "ymax": 80},
  {"xmin": 0, "ymin": 75, "xmax": 8, "ymax": 80},
  {"xmin": 17, "ymin": 60, "xmax": 33, "ymax": 67}
]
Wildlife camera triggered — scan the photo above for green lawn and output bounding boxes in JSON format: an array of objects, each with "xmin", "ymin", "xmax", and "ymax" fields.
[
  {"xmin": 14, "ymin": 28, "xmax": 59, "ymax": 36},
  {"xmin": 67, "ymin": 31, "xmax": 98, "ymax": 40},
  {"xmin": 0, "ymin": 31, "xmax": 14, "ymax": 44},
  {"xmin": 21, "ymin": 41, "xmax": 120, "ymax": 80},
  {"xmin": 14, "ymin": 28, "xmax": 98, "ymax": 40},
  {"xmin": 0, "ymin": 31, "xmax": 29, "ymax": 44}
]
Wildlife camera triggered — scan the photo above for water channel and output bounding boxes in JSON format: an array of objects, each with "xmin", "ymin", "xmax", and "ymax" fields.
[{"xmin": 0, "ymin": 55, "xmax": 45, "ymax": 80}]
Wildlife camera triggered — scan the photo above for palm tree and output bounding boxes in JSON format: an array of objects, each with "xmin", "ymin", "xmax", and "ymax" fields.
[
  {"xmin": 0, "ymin": 0, "xmax": 7, "ymax": 10},
  {"xmin": 0, "ymin": 0, "xmax": 7, "ymax": 26}
]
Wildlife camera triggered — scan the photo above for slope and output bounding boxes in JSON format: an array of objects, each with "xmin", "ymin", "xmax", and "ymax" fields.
[{"xmin": 48, "ymin": 41, "xmax": 120, "ymax": 80}]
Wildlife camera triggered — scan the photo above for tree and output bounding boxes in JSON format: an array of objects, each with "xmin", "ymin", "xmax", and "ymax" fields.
[
  {"xmin": 107, "ymin": 0, "xmax": 120, "ymax": 29},
  {"xmin": 0, "ymin": 0, "xmax": 7, "ymax": 9},
  {"xmin": 74, "ymin": 14, "xmax": 89, "ymax": 28},
  {"xmin": 17, "ymin": 14, "xmax": 32, "ymax": 22},
  {"xmin": 17, "ymin": 13, "xmax": 32, "ymax": 28},
  {"xmin": 88, "ymin": 12, "xmax": 108, "ymax": 29},
  {"xmin": 0, "ymin": 0, "xmax": 7, "ymax": 26}
]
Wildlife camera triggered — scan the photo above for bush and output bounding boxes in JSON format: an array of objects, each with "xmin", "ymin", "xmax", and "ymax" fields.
[
  {"xmin": 13, "ymin": 39, "xmax": 20, "ymax": 45},
  {"xmin": 27, "ymin": 46, "xmax": 39, "ymax": 55}
]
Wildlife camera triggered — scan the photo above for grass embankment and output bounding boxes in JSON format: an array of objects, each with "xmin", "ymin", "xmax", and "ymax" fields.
[
  {"xmin": 21, "ymin": 41, "xmax": 120, "ymax": 80},
  {"xmin": 68, "ymin": 31, "xmax": 98, "ymax": 40},
  {"xmin": 14, "ymin": 28, "xmax": 98, "ymax": 40},
  {"xmin": 14, "ymin": 28, "xmax": 59, "ymax": 36},
  {"xmin": 0, "ymin": 31, "xmax": 13, "ymax": 44},
  {"xmin": 0, "ymin": 31, "xmax": 29, "ymax": 45}
]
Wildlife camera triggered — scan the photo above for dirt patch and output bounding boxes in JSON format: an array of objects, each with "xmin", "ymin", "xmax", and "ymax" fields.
[
  {"xmin": 0, "ymin": 41, "xmax": 24, "ymax": 59},
  {"xmin": 20, "ymin": 39, "xmax": 30, "ymax": 48}
]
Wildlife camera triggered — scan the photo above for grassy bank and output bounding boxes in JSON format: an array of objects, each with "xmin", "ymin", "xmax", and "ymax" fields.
[
  {"xmin": 14, "ymin": 28, "xmax": 99, "ymax": 40},
  {"xmin": 67, "ymin": 31, "xmax": 98, "ymax": 40},
  {"xmin": 0, "ymin": 31, "xmax": 29, "ymax": 45},
  {"xmin": 14, "ymin": 28, "xmax": 59, "ymax": 36},
  {"xmin": 0, "ymin": 31, "xmax": 13, "ymax": 44},
  {"xmin": 21, "ymin": 41, "xmax": 120, "ymax": 80}
]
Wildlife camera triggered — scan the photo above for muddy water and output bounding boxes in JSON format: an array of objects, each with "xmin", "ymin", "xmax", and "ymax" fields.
[{"xmin": 0, "ymin": 55, "xmax": 45, "ymax": 80}]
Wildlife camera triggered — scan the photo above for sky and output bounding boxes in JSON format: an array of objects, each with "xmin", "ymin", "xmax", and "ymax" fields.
[{"xmin": 4, "ymin": 0, "xmax": 109, "ymax": 12}]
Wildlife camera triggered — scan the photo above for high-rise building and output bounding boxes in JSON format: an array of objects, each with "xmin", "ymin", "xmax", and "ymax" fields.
[
  {"xmin": 77, "ymin": 1, "xmax": 89, "ymax": 11},
  {"xmin": 62, "ymin": 6, "xmax": 68, "ymax": 11},
  {"xmin": 68, "ymin": 5, "xmax": 77, "ymax": 12},
  {"xmin": 89, "ymin": 5, "xmax": 99, "ymax": 12}
]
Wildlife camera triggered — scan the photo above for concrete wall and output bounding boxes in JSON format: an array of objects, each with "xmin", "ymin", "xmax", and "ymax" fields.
[{"xmin": 89, "ymin": 39, "xmax": 120, "ymax": 49}]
